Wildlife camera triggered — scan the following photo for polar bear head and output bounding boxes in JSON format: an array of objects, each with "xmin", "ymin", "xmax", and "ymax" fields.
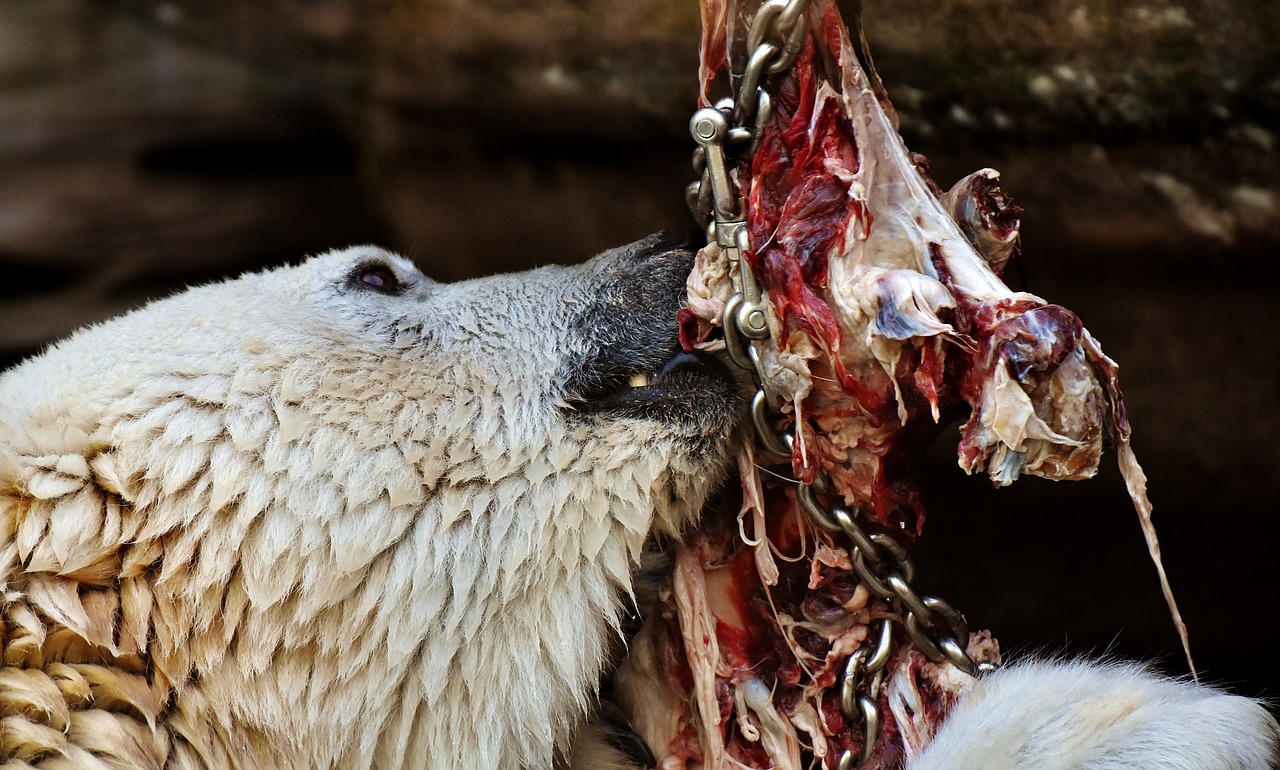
[{"xmin": 0, "ymin": 232, "xmax": 744, "ymax": 769}]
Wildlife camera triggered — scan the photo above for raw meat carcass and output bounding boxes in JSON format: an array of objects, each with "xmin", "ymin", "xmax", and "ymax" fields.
[{"xmin": 616, "ymin": 1, "xmax": 1190, "ymax": 768}]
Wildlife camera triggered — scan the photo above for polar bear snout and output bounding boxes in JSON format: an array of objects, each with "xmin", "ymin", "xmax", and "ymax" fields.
[{"xmin": 562, "ymin": 231, "xmax": 748, "ymax": 441}]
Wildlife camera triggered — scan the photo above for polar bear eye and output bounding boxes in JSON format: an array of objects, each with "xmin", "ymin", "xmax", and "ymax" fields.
[{"xmin": 355, "ymin": 266, "xmax": 400, "ymax": 294}]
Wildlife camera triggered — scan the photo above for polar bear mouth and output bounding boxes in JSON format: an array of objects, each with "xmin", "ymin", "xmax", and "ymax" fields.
[
  {"xmin": 559, "ymin": 232, "xmax": 748, "ymax": 437},
  {"xmin": 625, "ymin": 350, "xmax": 710, "ymax": 390},
  {"xmin": 605, "ymin": 350, "xmax": 729, "ymax": 405},
  {"xmin": 581, "ymin": 348, "xmax": 743, "ymax": 420}
]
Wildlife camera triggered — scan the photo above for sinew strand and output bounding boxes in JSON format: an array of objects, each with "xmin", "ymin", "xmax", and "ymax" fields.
[{"xmin": 1117, "ymin": 438, "xmax": 1196, "ymax": 679}]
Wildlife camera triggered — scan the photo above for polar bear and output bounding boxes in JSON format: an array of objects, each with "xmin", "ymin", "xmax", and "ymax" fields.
[
  {"xmin": 0, "ymin": 232, "xmax": 745, "ymax": 769},
  {"xmin": 1, "ymin": 232, "xmax": 1276, "ymax": 769}
]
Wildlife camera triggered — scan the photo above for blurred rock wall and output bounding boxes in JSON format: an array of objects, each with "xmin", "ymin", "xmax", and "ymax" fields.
[
  {"xmin": 104, "ymin": 0, "xmax": 1280, "ymax": 278},
  {"xmin": 2, "ymin": 0, "xmax": 1278, "ymax": 692}
]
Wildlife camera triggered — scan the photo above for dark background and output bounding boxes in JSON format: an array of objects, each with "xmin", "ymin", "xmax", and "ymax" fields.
[{"xmin": 3, "ymin": 0, "xmax": 1277, "ymax": 697}]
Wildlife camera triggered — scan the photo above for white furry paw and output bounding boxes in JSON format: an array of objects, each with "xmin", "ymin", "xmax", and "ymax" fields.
[
  {"xmin": 908, "ymin": 660, "xmax": 1280, "ymax": 770},
  {"xmin": 563, "ymin": 709, "xmax": 656, "ymax": 770}
]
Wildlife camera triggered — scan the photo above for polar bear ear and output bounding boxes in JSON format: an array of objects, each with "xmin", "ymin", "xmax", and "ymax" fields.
[{"xmin": 617, "ymin": 225, "xmax": 705, "ymax": 263}]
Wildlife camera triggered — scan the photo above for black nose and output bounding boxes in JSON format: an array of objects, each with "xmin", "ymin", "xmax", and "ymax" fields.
[
  {"xmin": 642, "ymin": 225, "xmax": 706, "ymax": 256},
  {"xmin": 607, "ymin": 226, "xmax": 705, "ymax": 289},
  {"xmin": 589, "ymin": 231, "xmax": 702, "ymax": 344}
]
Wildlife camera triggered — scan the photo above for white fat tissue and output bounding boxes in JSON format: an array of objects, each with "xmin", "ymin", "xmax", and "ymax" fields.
[
  {"xmin": 674, "ymin": 545, "xmax": 728, "ymax": 765},
  {"xmin": 736, "ymin": 443, "xmax": 780, "ymax": 586},
  {"xmin": 687, "ymin": 242, "xmax": 734, "ymax": 326},
  {"xmin": 642, "ymin": 0, "xmax": 1193, "ymax": 766}
]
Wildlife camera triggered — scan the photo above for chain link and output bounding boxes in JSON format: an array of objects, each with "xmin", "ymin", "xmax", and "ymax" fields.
[{"xmin": 686, "ymin": 1, "xmax": 992, "ymax": 766}]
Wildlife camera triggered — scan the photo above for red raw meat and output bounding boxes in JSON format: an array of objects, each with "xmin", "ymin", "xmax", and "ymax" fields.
[{"xmin": 620, "ymin": 2, "xmax": 1190, "ymax": 768}]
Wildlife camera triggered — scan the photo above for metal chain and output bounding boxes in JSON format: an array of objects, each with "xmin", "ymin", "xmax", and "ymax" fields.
[{"xmin": 685, "ymin": 2, "xmax": 992, "ymax": 766}]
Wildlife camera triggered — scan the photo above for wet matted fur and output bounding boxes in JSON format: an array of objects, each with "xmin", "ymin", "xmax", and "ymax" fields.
[{"xmin": 0, "ymin": 234, "xmax": 743, "ymax": 768}]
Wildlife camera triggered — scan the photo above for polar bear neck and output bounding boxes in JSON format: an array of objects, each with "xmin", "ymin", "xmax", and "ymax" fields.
[
  {"xmin": 152, "ymin": 434, "xmax": 668, "ymax": 770},
  {"xmin": 100, "ymin": 440, "xmax": 665, "ymax": 770},
  {"xmin": 1, "ymin": 355, "xmax": 685, "ymax": 768}
]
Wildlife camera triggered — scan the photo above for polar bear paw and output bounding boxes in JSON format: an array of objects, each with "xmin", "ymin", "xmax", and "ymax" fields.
[{"xmin": 908, "ymin": 659, "xmax": 1280, "ymax": 770}]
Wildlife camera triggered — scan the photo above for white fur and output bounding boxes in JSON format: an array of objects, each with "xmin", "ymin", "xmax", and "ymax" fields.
[
  {"xmin": 0, "ymin": 243, "xmax": 733, "ymax": 769},
  {"xmin": 909, "ymin": 660, "xmax": 1279, "ymax": 769}
]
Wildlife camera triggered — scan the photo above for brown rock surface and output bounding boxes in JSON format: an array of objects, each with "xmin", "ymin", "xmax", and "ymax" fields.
[
  {"xmin": 100, "ymin": 0, "xmax": 1280, "ymax": 271},
  {"xmin": 2, "ymin": 0, "xmax": 1278, "ymax": 696}
]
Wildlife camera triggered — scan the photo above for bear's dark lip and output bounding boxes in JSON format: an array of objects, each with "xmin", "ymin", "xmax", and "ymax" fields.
[{"xmin": 593, "ymin": 349, "xmax": 738, "ymax": 410}]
